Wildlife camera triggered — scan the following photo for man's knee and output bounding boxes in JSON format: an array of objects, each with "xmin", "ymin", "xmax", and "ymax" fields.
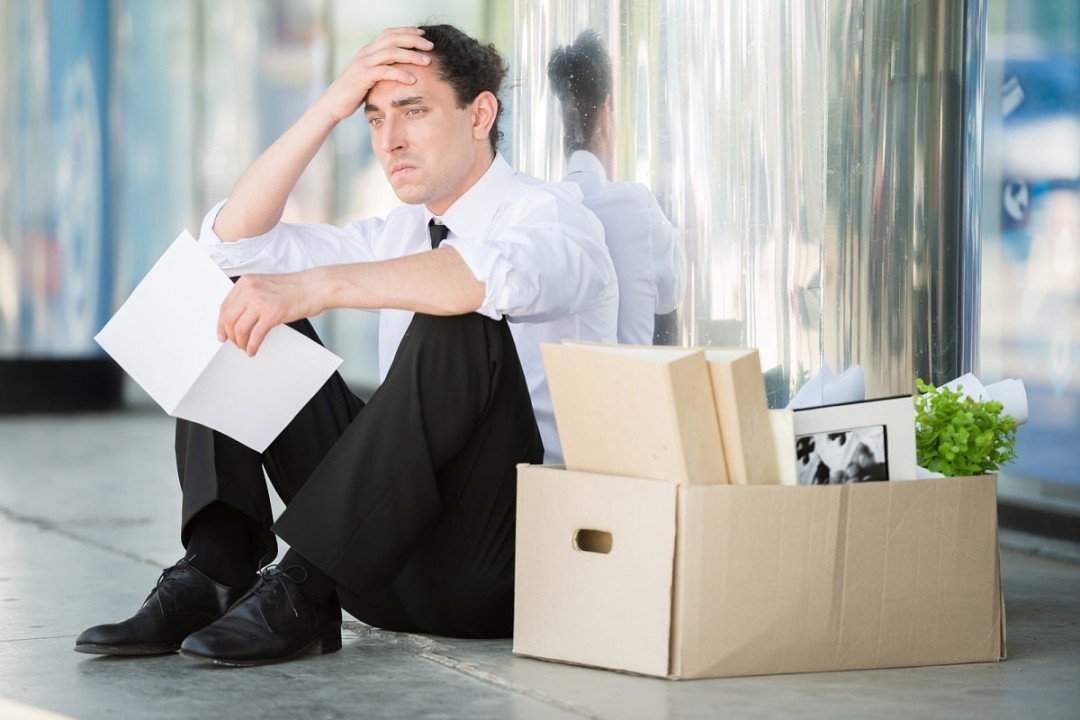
[{"xmin": 401, "ymin": 312, "xmax": 506, "ymax": 358}]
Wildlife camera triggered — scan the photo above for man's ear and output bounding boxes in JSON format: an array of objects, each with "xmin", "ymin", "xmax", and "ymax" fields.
[{"xmin": 471, "ymin": 91, "xmax": 498, "ymax": 142}]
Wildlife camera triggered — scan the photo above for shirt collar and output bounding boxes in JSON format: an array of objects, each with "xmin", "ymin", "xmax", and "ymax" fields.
[
  {"xmin": 425, "ymin": 154, "xmax": 515, "ymax": 238},
  {"xmin": 565, "ymin": 150, "xmax": 607, "ymax": 181}
]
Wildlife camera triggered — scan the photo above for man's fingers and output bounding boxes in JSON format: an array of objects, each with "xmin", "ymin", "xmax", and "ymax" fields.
[
  {"xmin": 328, "ymin": 34, "xmax": 432, "ymax": 117},
  {"xmin": 219, "ymin": 280, "xmax": 258, "ymax": 352},
  {"xmin": 378, "ymin": 26, "xmax": 426, "ymax": 37},
  {"xmin": 230, "ymin": 308, "xmax": 258, "ymax": 355},
  {"xmin": 222, "ymin": 312, "xmax": 268, "ymax": 357},
  {"xmin": 245, "ymin": 320, "xmax": 271, "ymax": 357},
  {"xmin": 358, "ymin": 29, "xmax": 433, "ymax": 67},
  {"xmin": 371, "ymin": 26, "xmax": 433, "ymax": 51},
  {"xmin": 358, "ymin": 46, "xmax": 432, "ymax": 74},
  {"xmin": 370, "ymin": 64, "xmax": 422, "ymax": 87},
  {"xmin": 215, "ymin": 273, "xmax": 304, "ymax": 356},
  {"xmin": 218, "ymin": 298, "xmax": 239, "ymax": 345}
]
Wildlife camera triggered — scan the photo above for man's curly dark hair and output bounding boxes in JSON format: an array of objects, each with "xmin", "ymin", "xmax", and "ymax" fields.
[{"xmin": 418, "ymin": 24, "xmax": 507, "ymax": 154}]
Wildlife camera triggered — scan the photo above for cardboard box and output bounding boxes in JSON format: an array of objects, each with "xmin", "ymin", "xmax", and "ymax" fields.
[
  {"xmin": 513, "ymin": 465, "xmax": 1005, "ymax": 679},
  {"xmin": 541, "ymin": 343, "xmax": 728, "ymax": 484}
]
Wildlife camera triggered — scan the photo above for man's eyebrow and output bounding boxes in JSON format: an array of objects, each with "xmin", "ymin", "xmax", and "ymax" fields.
[{"xmin": 365, "ymin": 96, "xmax": 424, "ymax": 114}]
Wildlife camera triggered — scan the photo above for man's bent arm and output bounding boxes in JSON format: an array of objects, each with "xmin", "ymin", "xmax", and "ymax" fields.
[
  {"xmin": 316, "ymin": 247, "xmax": 485, "ymax": 316},
  {"xmin": 213, "ymin": 27, "xmax": 433, "ymax": 241},
  {"xmin": 213, "ymin": 108, "xmax": 338, "ymax": 241},
  {"xmin": 219, "ymin": 246, "xmax": 484, "ymax": 356}
]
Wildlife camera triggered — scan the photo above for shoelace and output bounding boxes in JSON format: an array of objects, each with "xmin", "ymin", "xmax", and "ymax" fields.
[
  {"xmin": 251, "ymin": 565, "xmax": 309, "ymax": 618},
  {"xmin": 144, "ymin": 557, "xmax": 196, "ymax": 604}
]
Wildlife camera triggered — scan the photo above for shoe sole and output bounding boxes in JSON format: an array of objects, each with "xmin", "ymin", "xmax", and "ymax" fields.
[
  {"xmin": 177, "ymin": 633, "xmax": 342, "ymax": 668},
  {"xmin": 74, "ymin": 643, "xmax": 180, "ymax": 656}
]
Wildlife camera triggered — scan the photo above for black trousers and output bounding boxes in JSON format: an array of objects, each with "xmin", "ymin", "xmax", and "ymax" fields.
[{"xmin": 174, "ymin": 313, "xmax": 543, "ymax": 638}]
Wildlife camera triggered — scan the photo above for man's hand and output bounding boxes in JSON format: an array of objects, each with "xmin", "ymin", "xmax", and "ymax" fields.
[
  {"xmin": 315, "ymin": 27, "xmax": 434, "ymax": 124},
  {"xmin": 217, "ymin": 272, "xmax": 325, "ymax": 357}
]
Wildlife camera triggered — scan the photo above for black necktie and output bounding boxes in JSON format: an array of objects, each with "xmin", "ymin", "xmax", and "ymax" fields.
[{"xmin": 428, "ymin": 219, "xmax": 449, "ymax": 248}]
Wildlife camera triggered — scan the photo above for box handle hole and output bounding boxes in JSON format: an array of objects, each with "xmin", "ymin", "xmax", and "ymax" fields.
[{"xmin": 574, "ymin": 529, "xmax": 613, "ymax": 554}]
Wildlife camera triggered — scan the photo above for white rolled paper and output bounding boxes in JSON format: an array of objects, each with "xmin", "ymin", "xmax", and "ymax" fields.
[
  {"xmin": 986, "ymin": 378, "xmax": 1028, "ymax": 425},
  {"xmin": 943, "ymin": 372, "xmax": 987, "ymax": 400},
  {"xmin": 941, "ymin": 373, "xmax": 1027, "ymax": 426},
  {"xmin": 787, "ymin": 363, "xmax": 866, "ymax": 409}
]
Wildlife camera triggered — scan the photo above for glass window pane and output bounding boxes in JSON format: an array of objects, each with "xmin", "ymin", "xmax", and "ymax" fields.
[{"xmin": 980, "ymin": 0, "xmax": 1080, "ymax": 510}]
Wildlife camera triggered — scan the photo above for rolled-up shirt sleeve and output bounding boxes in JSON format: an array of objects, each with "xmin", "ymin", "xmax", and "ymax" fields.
[
  {"xmin": 445, "ymin": 183, "xmax": 617, "ymax": 323},
  {"xmin": 197, "ymin": 199, "xmax": 383, "ymax": 275}
]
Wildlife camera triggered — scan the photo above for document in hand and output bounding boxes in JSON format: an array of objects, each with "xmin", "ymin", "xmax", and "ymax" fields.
[{"xmin": 94, "ymin": 231, "xmax": 343, "ymax": 452}]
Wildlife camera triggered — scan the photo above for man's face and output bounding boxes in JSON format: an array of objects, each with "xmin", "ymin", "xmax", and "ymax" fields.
[{"xmin": 364, "ymin": 60, "xmax": 490, "ymax": 215}]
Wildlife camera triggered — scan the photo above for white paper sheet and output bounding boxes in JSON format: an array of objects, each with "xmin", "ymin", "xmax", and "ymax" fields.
[
  {"xmin": 95, "ymin": 231, "xmax": 343, "ymax": 452},
  {"xmin": 787, "ymin": 363, "xmax": 866, "ymax": 409},
  {"xmin": 944, "ymin": 372, "xmax": 1029, "ymax": 425}
]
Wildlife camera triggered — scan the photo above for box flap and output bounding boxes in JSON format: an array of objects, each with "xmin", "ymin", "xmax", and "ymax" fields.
[
  {"xmin": 704, "ymin": 349, "xmax": 777, "ymax": 485},
  {"xmin": 541, "ymin": 343, "xmax": 727, "ymax": 484},
  {"xmin": 513, "ymin": 465, "xmax": 679, "ymax": 677}
]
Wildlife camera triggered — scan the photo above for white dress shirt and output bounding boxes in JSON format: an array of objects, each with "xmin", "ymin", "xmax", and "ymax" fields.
[
  {"xmin": 197, "ymin": 154, "xmax": 619, "ymax": 463},
  {"xmin": 564, "ymin": 150, "xmax": 685, "ymax": 345}
]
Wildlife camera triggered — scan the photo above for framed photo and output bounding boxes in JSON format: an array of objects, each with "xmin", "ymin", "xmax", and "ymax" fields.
[{"xmin": 792, "ymin": 395, "xmax": 916, "ymax": 485}]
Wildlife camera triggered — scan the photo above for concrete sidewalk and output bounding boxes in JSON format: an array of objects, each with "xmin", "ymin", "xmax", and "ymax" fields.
[{"xmin": 2, "ymin": 411, "xmax": 1079, "ymax": 719}]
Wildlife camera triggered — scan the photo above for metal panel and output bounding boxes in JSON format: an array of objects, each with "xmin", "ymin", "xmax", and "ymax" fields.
[
  {"xmin": 512, "ymin": 0, "xmax": 983, "ymax": 404},
  {"xmin": 825, "ymin": 0, "xmax": 976, "ymax": 396}
]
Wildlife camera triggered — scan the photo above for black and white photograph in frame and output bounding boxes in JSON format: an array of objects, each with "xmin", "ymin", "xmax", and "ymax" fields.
[
  {"xmin": 795, "ymin": 425, "xmax": 889, "ymax": 485},
  {"xmin": 792, "ymin": 395, "xmax": 918, "ymax": 485}
]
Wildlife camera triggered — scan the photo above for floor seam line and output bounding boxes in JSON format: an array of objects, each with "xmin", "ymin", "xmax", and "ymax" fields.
[
  {"xmin": 342, "ymin": 621, "xmax": 607, "ymax": 719},
  {"xmin": 0, "ymin": 504, "xmax": 162, "ymax": 568}
]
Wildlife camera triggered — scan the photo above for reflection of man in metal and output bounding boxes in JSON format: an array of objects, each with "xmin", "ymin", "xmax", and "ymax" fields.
[
  {"xmin": 548, "ymin": 31, "xmax": 686, "ymax": 345},
  {"xmin": 75, "ymin": 24, "xmax": 617, "ymax": 667}
]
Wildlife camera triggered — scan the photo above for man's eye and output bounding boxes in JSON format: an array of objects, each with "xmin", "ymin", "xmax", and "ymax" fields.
[
  {"xmin": 368, "ymin": 117, "xmax": 383, "ymax": 127},
  {"xmin": 406, "ymin": 108, "xmax": 424, "ymax": 116}
]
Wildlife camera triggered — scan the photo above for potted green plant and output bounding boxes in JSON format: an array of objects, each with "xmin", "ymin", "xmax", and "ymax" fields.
[{"xmin": 914, "ymin": 378, "xmax": 1018, "ymax": 477}]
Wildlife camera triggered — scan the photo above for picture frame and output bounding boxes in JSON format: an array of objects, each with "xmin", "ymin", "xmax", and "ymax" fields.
[{"xmin": 791, "ymin": 395, "xmax": 917, "ymax": 485}]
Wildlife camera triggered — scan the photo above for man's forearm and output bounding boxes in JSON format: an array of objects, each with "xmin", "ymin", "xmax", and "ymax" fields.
[
  {"xmin": 213, "ymin": 104, "xmax": 338, "ymax": 242},
  {"xmin": 315, "ymin": 247, "xmax": 486, "ymax": 316}
]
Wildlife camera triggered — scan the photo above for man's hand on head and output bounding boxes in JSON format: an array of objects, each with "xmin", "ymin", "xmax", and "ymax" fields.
[
  {"xmin": 315, "ymin": 26, "xmax": 434, "ymax": 125},
  {"xmin": 217, "ymin": 272, "xmax": 325, "ymax": 357}
]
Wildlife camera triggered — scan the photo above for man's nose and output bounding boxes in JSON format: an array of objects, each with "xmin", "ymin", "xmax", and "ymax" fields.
[{"xmin": 378, "ymin": 116, "xmax": 407, "ymax": 153}]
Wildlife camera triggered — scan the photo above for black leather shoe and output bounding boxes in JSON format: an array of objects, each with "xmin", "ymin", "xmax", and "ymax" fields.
[
  {"xmin": 74, "ymin": 558, "xmax": 253, "ymax": 656},
  {"xmin": 178, "ymin": 565, "xmax": 342, "ymax": 667}
]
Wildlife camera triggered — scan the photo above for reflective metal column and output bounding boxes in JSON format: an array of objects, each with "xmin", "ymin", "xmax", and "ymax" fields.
[
  {"xmin": 825, "ymin": 0, "xmax": 983, "ymax": 396},
  {"xmin": 512, "ymin": 0, "xmax": 984, "ymax": 404}
]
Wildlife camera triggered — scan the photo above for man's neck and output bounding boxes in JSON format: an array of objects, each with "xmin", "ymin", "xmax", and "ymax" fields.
[{"xmin": 426, "ymin": 149, "xmax": 497, "ymax": 216}]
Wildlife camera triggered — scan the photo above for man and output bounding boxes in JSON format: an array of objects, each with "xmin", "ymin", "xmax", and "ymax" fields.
[{"xmin": 75, "ymin": 24, "xmax": 617, "ymax": 666}]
